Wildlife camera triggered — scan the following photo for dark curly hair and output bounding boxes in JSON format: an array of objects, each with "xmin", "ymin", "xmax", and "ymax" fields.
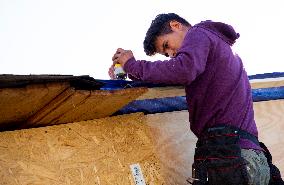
[{"xmin": 143, "ymin": 13, "xmax": 191, "ymax": 56}]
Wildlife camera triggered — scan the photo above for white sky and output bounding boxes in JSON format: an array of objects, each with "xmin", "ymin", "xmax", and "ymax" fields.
[{"xmin": 1, "ymin": 0, "xmax": 283, "ymax": 80}]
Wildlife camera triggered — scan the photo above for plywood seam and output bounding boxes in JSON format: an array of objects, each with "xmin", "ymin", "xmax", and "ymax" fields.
[
  {"xmin": 27, "ymin": 86, "xmax": 74, "ymax": 125},
  {"xmin": 50, "ymin": 90, "xmax": 92, "ymax": 124}
]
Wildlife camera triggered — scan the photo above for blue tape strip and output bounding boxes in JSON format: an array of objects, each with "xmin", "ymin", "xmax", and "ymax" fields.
[
  {"xmin": 252, "ymin": 86, "xmax": 284, "ymax": 102},
  {"xmin": 99, "ymin": 72, "xmax": 284, "ymax": 90},
  {"xmin": 248, "ymin": 72, "xmax": 284, "ymax": 80},
  {"xmin": 98, "ymin": 79, "xmax": 180, "ymax": 90},
  {"xmin": 114, "ymin": 86, "xmax": 284, "ymax": 115}
]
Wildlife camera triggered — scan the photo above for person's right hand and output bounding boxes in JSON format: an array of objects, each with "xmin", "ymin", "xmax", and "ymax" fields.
[{"xmin": 112, "ymin": 48, "xmax": 133, "ymax": 67}]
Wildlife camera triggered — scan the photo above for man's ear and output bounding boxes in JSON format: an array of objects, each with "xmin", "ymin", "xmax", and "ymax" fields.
[{"xmin": 169, "ymin": 20, "xmax": 182, "ymax": 31}]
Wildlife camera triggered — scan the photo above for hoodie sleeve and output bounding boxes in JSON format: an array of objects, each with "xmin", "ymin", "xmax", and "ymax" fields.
[
  {"xmin": 127, "ymin": 74, "xmax": 140, "ymax": 81},
  {"xmin": 124, "ymin": 28, "xmax": 211, "ymax": 86}
]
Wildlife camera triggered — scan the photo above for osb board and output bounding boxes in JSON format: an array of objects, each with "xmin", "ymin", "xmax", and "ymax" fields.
[
  {"xmin": 0, "ymin": 113, "xmax": 165, "ymax": 185},
  {"xmin": 146, "ymin": 111, "xmax": 196, "ymax": 185},
  {"xmin": 27, "ymin": 87, "xmax": 147, "ymax": 127},
  {"xmin": 146, "ymin": 100, "xmax": 284, "ymax": 185},
  {"xmin": 0, "ymin": 82, "xmax": 69, "ymax": 128}
]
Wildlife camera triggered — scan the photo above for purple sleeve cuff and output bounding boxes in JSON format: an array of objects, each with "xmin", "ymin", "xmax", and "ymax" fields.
[
  {"xmin": 123, "ymin": 57, "xmax": 136, "ymax": 72},
  {"xmin": 123, "ymin": 57, "xmax": 141, "ymax": 80}
]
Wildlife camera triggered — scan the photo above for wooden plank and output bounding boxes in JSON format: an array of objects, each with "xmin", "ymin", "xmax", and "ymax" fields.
[
  {"xmin": 56, "ymin": 87, "xmax": 147, "ymax": 124},
  {"xmin": 26, "ymin": 87, "xmax": 77, "ymax": 127},
  {"xmin": 28, "ymin": 87, "xmax": 148, "ymax": 127},
  {"xmin": 27, "ymin": 88, "xmax": 89, "ymax": 127},
  {"xmin": 0, "ymin": 83, "xmax": 69, "ymax": 129},
  {"xmin": 136, "ymin": 78, "xmax": 284, "ymax": 100},
  {"xmin": 0, "ymin": 113, "xmax": 164, "ymax": 184},
  {"xmin": 250, "ymin": 78, "xmax": 284, "ymax": 89}
]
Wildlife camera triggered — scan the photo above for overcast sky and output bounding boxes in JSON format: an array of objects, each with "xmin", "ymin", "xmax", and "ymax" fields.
[{"xmin": 1, "ymin": 0, "xmax": 283, "ymax": 79}]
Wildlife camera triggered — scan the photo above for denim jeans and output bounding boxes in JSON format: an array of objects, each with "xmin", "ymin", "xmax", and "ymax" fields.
[{"xmin": 241, "ymin": 149, "xmax": 271, "ymax": 185}]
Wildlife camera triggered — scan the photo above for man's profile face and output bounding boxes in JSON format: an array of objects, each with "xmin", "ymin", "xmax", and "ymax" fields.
[{"xmin": 154, "ymin": 21, "xmax": 188, "ymax": 58}]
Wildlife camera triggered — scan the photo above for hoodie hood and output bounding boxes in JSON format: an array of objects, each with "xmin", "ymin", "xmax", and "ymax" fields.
[{"xmin": 195, "ymin": 20, "xmax": 240, "ymax": 46}]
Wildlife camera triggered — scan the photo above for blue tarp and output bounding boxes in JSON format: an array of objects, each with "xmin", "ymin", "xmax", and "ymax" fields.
[
  {"xmin": 99, "ymin": 72, "xmax": 284, "ymax": 115},
  {"xmin": 99, "ymin": 72, "xmax": 284, "ymax": 90},
  {"xmin": 113, "ymin": 86, "xmax": 284, "ymax": 115}
]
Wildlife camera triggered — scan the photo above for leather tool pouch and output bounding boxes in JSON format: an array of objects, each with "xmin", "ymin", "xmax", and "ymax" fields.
[{"xmin": 191, "ymin": 126, "xmax": 249, "ymax": 185}]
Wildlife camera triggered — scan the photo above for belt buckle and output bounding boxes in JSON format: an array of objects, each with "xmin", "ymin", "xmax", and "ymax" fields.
[{"xmin": 186, "ymin": 176, "xmax": 201, "ymax": 184}]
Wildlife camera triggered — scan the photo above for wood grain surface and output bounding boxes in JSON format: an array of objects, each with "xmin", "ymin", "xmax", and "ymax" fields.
[{"xmin": 0, "ymin": 83, "xmax": 69, "ymax": 129}]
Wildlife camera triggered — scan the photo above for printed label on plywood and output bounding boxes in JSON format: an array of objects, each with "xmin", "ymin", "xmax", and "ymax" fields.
[{"xmin": 130, "ymin": 163, "xmax": 146, "ymax": 185}]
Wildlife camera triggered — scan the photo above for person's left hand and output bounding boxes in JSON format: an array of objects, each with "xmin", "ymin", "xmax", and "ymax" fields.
[
  {"xmin": 108, "ymin": 64, "xmax": 115, "ymax": 79},
  {"xmin": 112, "ymin": 48, "xmax": 134, "ymax": 67}
]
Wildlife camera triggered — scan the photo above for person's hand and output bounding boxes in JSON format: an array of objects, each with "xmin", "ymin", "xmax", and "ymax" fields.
[
  {"xmin": 112, "ymin": 48, "xmax": 134, "ymax": 67},
  {"xmin": 108, "ymin": 64, "xmax": 115, "ymax": 79},
  {"xmin": 108, "ymin": 48, "xmax": 134, "ymax": 79}
]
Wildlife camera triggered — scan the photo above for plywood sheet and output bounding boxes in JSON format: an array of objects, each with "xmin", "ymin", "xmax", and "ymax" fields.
[
  {"xmin": 0, "ymin": 113, "xmax": 165, "ymax": 185},
  {"xmin": 28, "ymin": 87, "xmax": 147, "ymax": 127},
  {"xmin": 254, "ymin": 99, "xmax": 284, "ymax": 174},
  {"xmin": 146, "ymin": 111, "xmax": 196, "ymax": 185},
  {"xmin": 58, "ymin": 88, "xmax": 147, "ymax": 123},
  {"xmin": 0, "ymin": 82, "xmax": 69, "ymax": 128}
]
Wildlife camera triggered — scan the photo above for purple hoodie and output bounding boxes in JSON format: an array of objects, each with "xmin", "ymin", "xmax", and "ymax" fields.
[{"xmin": 124, "ymin": 21, "xmax": 261, "ymax": 150}]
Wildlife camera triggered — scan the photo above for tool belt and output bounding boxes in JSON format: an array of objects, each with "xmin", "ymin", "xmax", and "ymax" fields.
[{"xmin": 188, "ymin": 125, "xmax": 284, "ymax": 185}]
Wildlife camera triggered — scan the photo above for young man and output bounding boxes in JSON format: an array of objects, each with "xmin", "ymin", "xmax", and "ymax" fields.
[{"xmin": 109, "ymin": 13, "xmax": 281, "ymax": 185}]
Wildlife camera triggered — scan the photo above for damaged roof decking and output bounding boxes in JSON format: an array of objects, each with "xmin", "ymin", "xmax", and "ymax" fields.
[
  {"xmin": 0, "ymin": 75, "xmax": 147, "ymax": 131},
  {"xmin": 27, "ymin": 87, "xmax": 147, "ymax": 126},
  {"xmin": 0, "ymin": 82, "xmax": 69, "ymax": 129}
]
